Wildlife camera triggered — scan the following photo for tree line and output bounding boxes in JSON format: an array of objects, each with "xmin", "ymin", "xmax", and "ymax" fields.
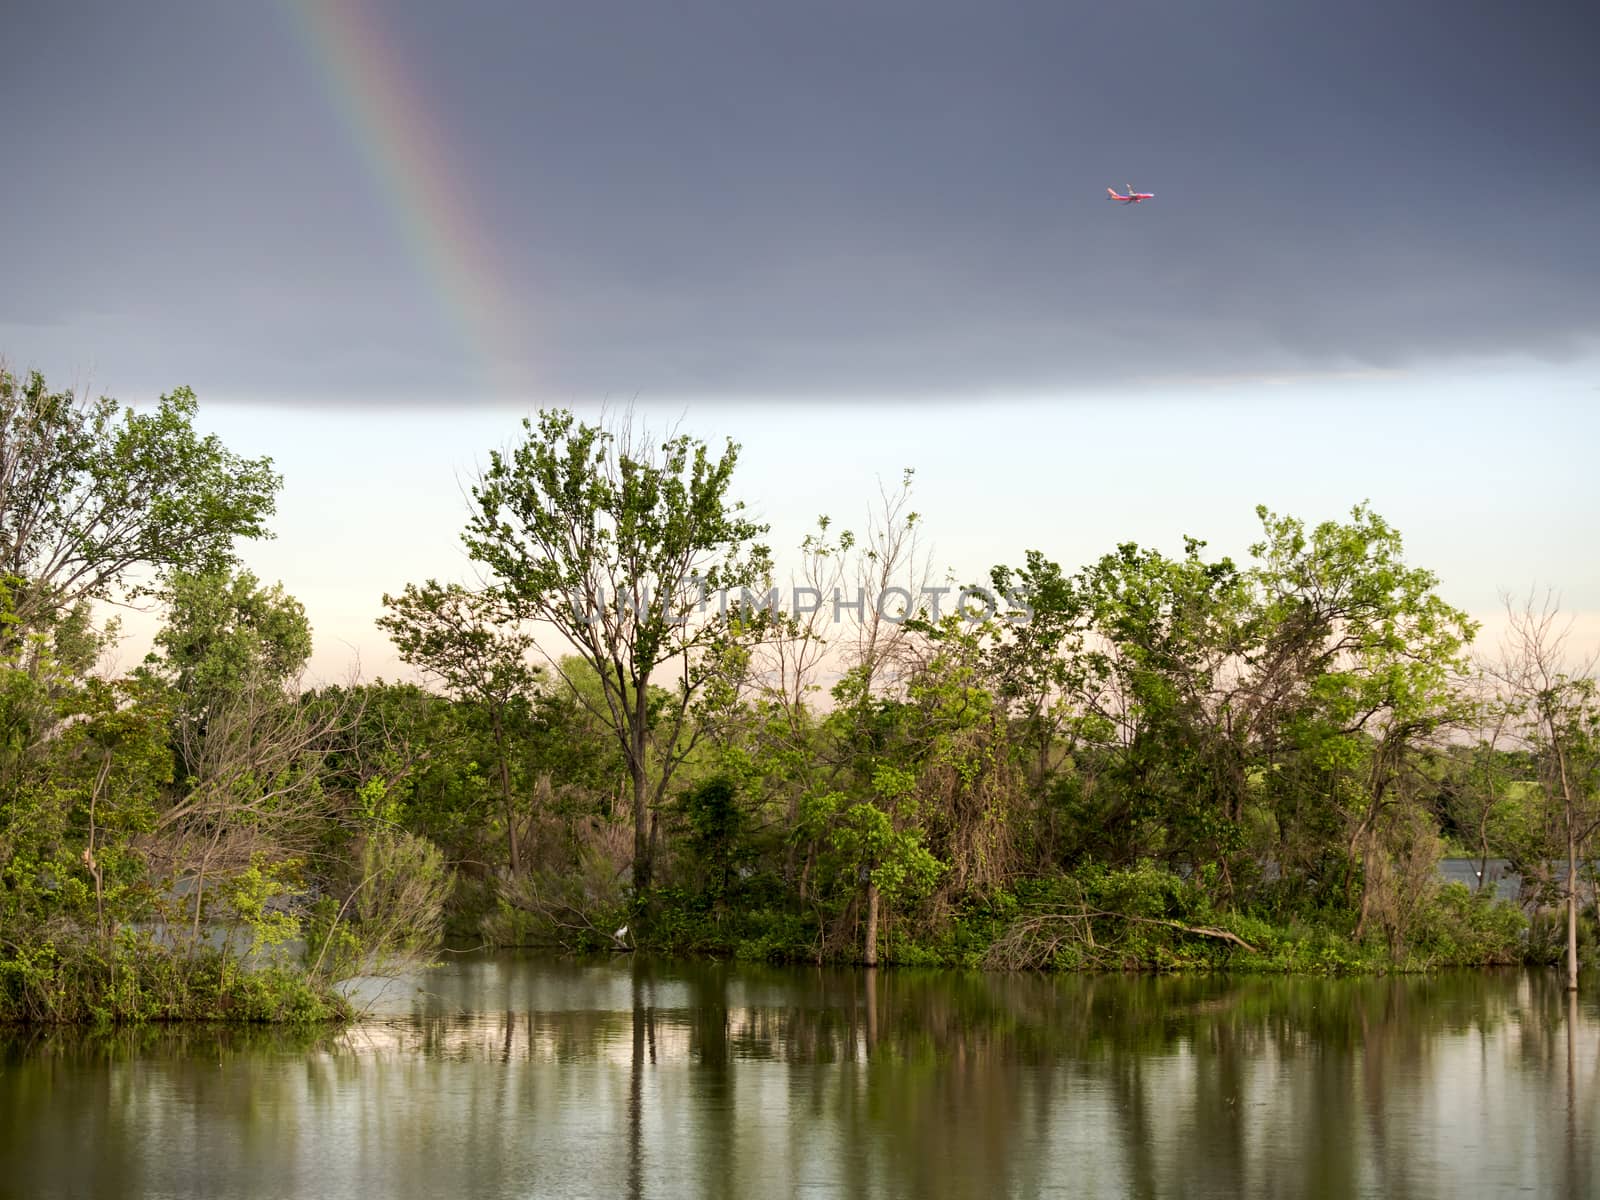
[{"xmin": 2, "ymin": 367, "xmax": 1597, "ymax": 1020}]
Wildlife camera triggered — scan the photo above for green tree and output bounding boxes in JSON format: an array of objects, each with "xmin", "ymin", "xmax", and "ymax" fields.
[
  {"xmin": 985, "ymin": 550, "xmax": 1095, "ymax": 795},
  {"xmin": 0, "ymin": 673, "xmax": 173, "ymax": 944},
  {"xmin": 1074, "ymin": 535, "xmax": 1257, "ymax": 886},
  {"xmin": 0, "ymin": 368, "xmax": 288, "ymax": 970},
  {"xmin": 681, "ymin": 774, "xmax": 745, "ymax": 906},
  {"xmin": 989, "ymin": 502, "xmax": 1473, "ymax": 933},
  {"xmin": 377, "ymin": 580, "xmax": 541, "ymax": 873},
  {"xmin": 150, "ymin": 570, "xmax": 312, "ymax": 710},
  {"xmin": 464, "ymin": 409, "xmax": 769, "ymax": 894},
  {"xmin": 0, "ymin": 366, "xmax": 279, "ymax": 643},
  {"xmin": 1249, "ymin": 504, "xmax": 1475, "ymax": 941}
]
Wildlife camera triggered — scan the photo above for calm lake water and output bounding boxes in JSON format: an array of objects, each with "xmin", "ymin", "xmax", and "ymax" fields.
[{"xmin": 3, "ymin": 955, "xmax": 1599, "ymax": 1199}]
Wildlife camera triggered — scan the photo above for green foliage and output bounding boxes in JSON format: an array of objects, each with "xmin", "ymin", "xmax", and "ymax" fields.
[
  {"xmin": 0, "ymin": 368, "xmax": 375, "ymax": 1025},
  {"xmin": 0, "ymin": 932, "xmax": 348, "ymax": 1025},
  {"xmin": 462, "ymin": 407, "xmax": 772, "ymax": 891},
  {"xmin": 1408, "ymin": 883, "xmax": 1528, "ymax": 966},
  {"xmin": 978, "ymin": 866, "xmax": 1529, "ymax": 975},
  {"xmin": 0, "ymin": 368, "xmax": 279, "ymax": 640},
  {"xmin": 377, "ymin": 581, "xmax": 540, "ymax": 707},
  {"xmin": 681, "ymin": 774, "xmax": 745, "ymax": 902},
  {"xmin": 221, "ymin": 854, "xmax": 304, "ymax": 956},
  {"xmin": 0, "ymin": 672, "xmax": 173, "ymax": 938},
  {"xmin": 465, "ymin": 409, "xmax": 771, "ymax": 653},
  {"xmin": 350, "ymin": 829, "xmax": 450, "ymax": 963},
  {"xmin": 149, "ymin": 570, "xmax": 312, "ymax": 708}
]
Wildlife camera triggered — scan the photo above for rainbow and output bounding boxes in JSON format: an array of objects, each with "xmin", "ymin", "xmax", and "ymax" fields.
[{"xmin": 282, "ymin": 0, "xmax": 534, "ymax": 397}]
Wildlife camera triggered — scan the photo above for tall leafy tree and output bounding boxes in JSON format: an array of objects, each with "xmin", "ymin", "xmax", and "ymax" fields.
[
  {"xmin": 464, "ymin": 410, "xmax": 770, "ymax": 892},
  {"xmin": 1249, "ymin": 504, "xmax": 1475, "ymax": 936}
]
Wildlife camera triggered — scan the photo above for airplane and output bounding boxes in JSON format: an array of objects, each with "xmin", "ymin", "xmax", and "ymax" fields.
[{"xmin": 1108, "ymin": 184, "xmax": 1154, "ymax": 204}]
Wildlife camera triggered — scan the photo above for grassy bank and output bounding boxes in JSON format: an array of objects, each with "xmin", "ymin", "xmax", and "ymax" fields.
[
  {"xmin": 0, "ymin": 933, "xmax": 351, "ymax": 1025},
  {"xmin": 487, "ymin": 863, "xmax": 1564, "ymax": 977}
]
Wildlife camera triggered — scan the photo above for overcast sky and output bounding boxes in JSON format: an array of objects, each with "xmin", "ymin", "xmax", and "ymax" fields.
[{"xmin": 3, "ymin": 0, "xmax": 1596, "ymax": 674}]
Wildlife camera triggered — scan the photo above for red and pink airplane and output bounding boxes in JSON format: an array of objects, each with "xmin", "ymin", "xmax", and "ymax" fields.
[{"xmin": 1107, "ymin": 184, "xmax": 1154, "ymax": 204}]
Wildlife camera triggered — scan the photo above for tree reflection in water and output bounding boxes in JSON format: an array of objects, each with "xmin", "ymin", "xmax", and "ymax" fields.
[{"xmin": 2, "ymin": 958, "xmax": 1597, "ymax": 1199}]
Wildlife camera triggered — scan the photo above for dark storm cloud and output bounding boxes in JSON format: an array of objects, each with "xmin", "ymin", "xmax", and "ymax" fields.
[{"xmin": 2, "ymin": 0, "xmax": 1595, "ymax": 403}]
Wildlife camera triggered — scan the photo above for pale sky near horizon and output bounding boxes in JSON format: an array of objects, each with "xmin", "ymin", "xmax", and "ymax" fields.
[{"xmin": 3, "ymin": 0, "xmax": 1595, "ymax": 680}]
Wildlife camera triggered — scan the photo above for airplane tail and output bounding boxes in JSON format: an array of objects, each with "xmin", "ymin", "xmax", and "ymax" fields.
[{"xmin": 1107, "ymin": 187, "xmax": 1120, "ymax": 198}]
